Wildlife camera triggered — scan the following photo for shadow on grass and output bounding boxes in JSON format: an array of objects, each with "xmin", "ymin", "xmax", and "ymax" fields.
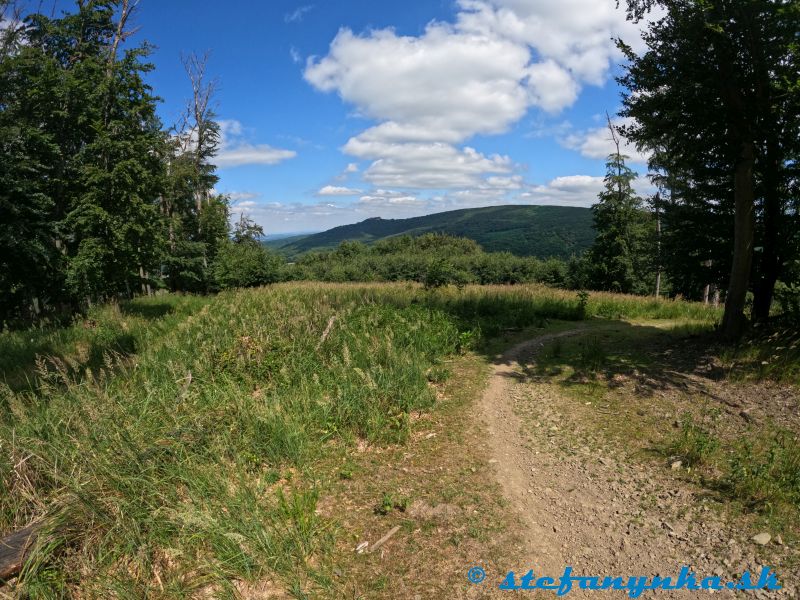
[
  {"xmin": 1, "ymin": 330, "xmax": 140, "ymax": 395},
  {"xmin": 489, "ymin": 320, "xmax": 723, "ymax": 401},
  {"xmin": 119, "ymin": 302, "xmax": 175, "ymax": 320}
]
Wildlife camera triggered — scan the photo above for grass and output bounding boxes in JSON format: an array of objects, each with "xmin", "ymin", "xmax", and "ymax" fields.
[
  {"xmin": 663, "ymin": 412, "xmax": 721, "ymax": 467},
  {"xmin": 719, "ymin": 323, "xmax": 800, "ymax": 384},
  {"xmin": 0, "ymin": 282, "xmax": 725, "ymax": 596}
]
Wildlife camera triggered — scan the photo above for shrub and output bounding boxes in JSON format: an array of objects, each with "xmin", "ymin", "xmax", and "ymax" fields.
[{"xmin": 212, "ymin": 240, "xmax": 284, "ymax": 289}]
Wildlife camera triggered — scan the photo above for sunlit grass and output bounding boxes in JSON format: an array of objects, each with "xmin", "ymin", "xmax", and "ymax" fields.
[{"xmin": 0, "ymin": 282, "xmax": 724, "ymax": 595}]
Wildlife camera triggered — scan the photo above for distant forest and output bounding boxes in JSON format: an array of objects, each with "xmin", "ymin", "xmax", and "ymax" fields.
[{"xmin": 266, "ymin": 205, "xmax": 596, "ymax": 260}]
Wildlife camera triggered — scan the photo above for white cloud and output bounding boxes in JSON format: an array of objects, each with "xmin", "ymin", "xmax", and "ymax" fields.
[
  {"xmin": 519, "ymin": 173, "xmax": 654, "ymax": 206},
  {"xmin": 344, "ymin": 139, "xmax": 514, "ymax": 189},
  {"xmin": 215, "ymin": 119, "xmax": 297, "ymax": 168},
  {"xmin": 561, "ymin": 117, "xmax": 651, "ymax": 164},
  {"xmin": 357, "ymin": 189, "xmax": 425, "ymax": 209},
  {"xmin": 284, "ymin": 5, "xmax": 314, "ymax": 23},
  {"xmin": 225, "ymin": 191, "xmax": 260, "ymax": 201},
  {"xmin": 305, "ymin": 1, "xmax": 656, "ymax": 191},
  {"xmin": 527, "ymin": 60, "xmax": 580, "ymax": 113},
  {"xmin": 289, "ymin": 46, "xmax": 302, "ymax": 64},
  {"xmin": 306, "ymin": 26, "xmax": 531, "ymax": 143},
  {"xmin": 316, "ymin": 185, "xmax": 363, "ymax": 196},
  {"xmin": 229, "ymin": 173, "xmax": 658, "ymax": 234},
  {"xmin": 216, "ymin": 144, "xmax": 296, "ymax": 168}
]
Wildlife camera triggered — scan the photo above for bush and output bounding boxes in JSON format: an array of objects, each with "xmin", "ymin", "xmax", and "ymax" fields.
[{"xmin": 212, "ymin": 240, "xmax": 283, "ymax": 289}]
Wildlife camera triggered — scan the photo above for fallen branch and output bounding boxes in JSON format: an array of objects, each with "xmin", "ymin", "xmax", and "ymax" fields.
[{"xmin": 369, "ymin": 525, "xmax": 400, "ymax": 553}]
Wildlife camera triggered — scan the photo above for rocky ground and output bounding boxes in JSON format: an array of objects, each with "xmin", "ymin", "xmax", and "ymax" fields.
[{"xmin": 476, "ymin": 330, "xmax": 797, "ymax": 599}]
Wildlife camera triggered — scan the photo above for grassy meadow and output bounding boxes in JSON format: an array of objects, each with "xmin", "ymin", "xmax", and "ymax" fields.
[{"xmin": 0, "ymin": 283, "xmax": 725, "ymax": 596}]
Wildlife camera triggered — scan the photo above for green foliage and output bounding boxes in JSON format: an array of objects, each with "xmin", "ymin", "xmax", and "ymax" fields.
[
  {"xmin": 725, "ymin": 430, "xmax": 800, "ymax": 510},
  {"xmin": 577, "ymin": 336, "xmax": 606, "ymax": 372},
  {"xmin": 374, "ymin": 493, "xmax": 409, "ymax": 516},
  {"xmin": 0, "ymin": 282, "xmax": 722, "ymax": 593},
  {"xmin": 587, "ymin": 153, "xmax": 655, "ymax": 295},
  {"xmin": 212, "ymin": 239, "xmax": 283, "ymax": 289},
  {"xmin": 719, "ymin": 325, "xmax": 800, "ymax": 385},
  {"xmin": 296, "ymin": 234, "xmax": 572, "ymax": 288},
  {"xmin": 619, "ymin": 0, "xmax": 800, "ymax": 329},
  {"xmin": 0, "ymin": 2, "xmax": 167, "ymax": 319},
  {"xmin": 575, "ymin": 291, "xmax": 590, "ymax": 320},
  {"xmin": 423, "ymin": 258, "xmax": 471, "ymax": 290},
  {"xmin": 0, "ymin": 3, "xmax": 235, "ymax": 323}
]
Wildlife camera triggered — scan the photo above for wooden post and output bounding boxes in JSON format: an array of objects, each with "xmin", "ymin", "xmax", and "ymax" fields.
[
  {"xmin": 654, "ymin": 193, "xmax": 662, "ymax": 298},
  {"xmin": 0, "ymin": 523, "xmax": 41, "ymax": 581},
  {"xmin": 702, "ymin": 259, "xmax": 712, "ymax": 304}
]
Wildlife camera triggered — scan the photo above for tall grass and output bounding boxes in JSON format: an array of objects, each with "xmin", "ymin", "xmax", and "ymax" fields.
[{"xmin": 0, "ymin": 282, "xmax": 719, "ymax": 596}]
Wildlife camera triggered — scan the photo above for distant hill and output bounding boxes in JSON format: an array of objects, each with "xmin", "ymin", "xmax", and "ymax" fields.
[{"xmin": 267, "ymin": 205, "xmax": 595, "ymax": 260}]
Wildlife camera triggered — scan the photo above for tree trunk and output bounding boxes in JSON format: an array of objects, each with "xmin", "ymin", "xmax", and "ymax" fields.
[
  {"xmin": 752, "ymin": 139, "xmax": 781, "ymax": 322},
  {"xmin": 721, "ymin": 142, "xmax": 756, "ymax": 340}
]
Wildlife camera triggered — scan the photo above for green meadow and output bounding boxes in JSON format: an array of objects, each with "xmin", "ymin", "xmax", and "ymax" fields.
[{"xmin": 0, "ymin": 283, "xmax": 727, "ymax": 596}]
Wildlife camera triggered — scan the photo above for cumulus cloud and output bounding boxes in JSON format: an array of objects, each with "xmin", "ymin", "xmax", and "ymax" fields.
[
  {"xmin": 456, "ymin": 0, "xmax": 653, "ymax": 85},
  {"xmin": 316, "ymin": 185, "xmax": 363, "ymax": 196},
  {"xmin": 527, "ymin": 60, "xmax": 580, "ymax": 113},
  {"xmin": 216, "ymin": 119, "xmax": 297, "ymax": 168},
  {"xmin": 305, "ymin": 0, "xmax": 654, "ymax": 192},
  {"xmin": 306, "ymin": 25, "xmax": 531, "ymax": 143},
  {"xmin": 520, "ymin": 173, "xmax": 654, "ymax": 206},
  {"xmin": 344, "ymin": 139, "xmax": 513, "ymax": 189},
  {"xmin": 357, "ymin": 189, "xmax": 425, "ymax": 209},
  {"xmin": 561, "ymin": 117, "xmax": 651, "ymax": 164},
  {"xmin": 523, "ymin": 175, "xmax": 605, "ymax": 205}
]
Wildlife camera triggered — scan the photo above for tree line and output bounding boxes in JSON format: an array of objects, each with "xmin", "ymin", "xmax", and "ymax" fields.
[
  {"xmin": 0, "ymin": 0, "xmax": 277, "ymax": 326},
  {"xmin": 616, "ymin": 0, "xmax": 799, "ymax": 339},
  {"xmin": 565, "ymin": 0, "xmax": 799, "ymax": 339}
]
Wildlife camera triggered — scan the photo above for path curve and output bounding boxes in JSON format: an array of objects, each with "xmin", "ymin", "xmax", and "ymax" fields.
[{"xmin": 479, "ymin": 328, "xmax": 789, "ymax": 598}]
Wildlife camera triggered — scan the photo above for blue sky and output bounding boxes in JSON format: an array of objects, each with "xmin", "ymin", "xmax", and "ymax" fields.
[{"xmin": 51, "ymin": 0, "xmax": 654, "ymax": 234}]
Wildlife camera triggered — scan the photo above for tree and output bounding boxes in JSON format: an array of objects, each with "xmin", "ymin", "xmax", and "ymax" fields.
[
  {"xmin": 0, "ymin": 0, "xmax": 167, "ymax": 319},
  {"xmin": 161, "ymin": 52, "xmax": 224, "ymax": 292},
  {"xmin": 0, "ymin": 4, "xmax": 61, "ymax": 321},
  {"xmin": 232, "ymin": 212, "xmax": 264, "ymax": 245},
  {"xmin": 212, "ymin": 215, "xmax": 282, "ymax": 289},
  {"xmin": 62, "ymin": 3, "xmax": 165, "ymax": 302},
  {"xmin": 619, "ymin": 0, "xmax": 800, "ymax": 338},
  {"xmin": 587, "ymin": 123, "xmax": 653, "ymax": 294}
]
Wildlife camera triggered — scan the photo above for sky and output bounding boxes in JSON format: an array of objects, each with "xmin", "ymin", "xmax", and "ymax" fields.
[{"xmin": 43, "ymin": 0, "xmax": 655, "ymax": 235}]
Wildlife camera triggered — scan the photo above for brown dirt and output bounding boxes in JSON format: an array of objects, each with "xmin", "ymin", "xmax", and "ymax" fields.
[{"xmin": 478, "ymin": 329, "xmax": 797, "ymax": 599}]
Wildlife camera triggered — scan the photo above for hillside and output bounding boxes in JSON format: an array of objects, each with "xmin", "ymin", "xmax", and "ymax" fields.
[
  {"xmin": 268, "ymin": 205, "xmax": 595, "ymax": 259},
  {"xmin": 5, "ymin": 285, "xmax": 798, "ymax": 597}
]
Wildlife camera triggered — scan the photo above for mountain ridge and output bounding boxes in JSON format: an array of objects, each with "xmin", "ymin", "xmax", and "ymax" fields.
[{"xmin": 266, "ymin": 205, "xmax": 595, "ymax": 260}]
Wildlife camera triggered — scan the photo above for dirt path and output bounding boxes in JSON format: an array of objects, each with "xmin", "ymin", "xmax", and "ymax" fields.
[{"xmin": 478, "ymin": 329, "xmax": 794, "ymax": 599}]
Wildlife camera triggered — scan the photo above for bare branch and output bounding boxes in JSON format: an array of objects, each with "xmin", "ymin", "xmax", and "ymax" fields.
[
  {"xmin": 606, "ymin": 111, "xmax": 621, "ymax": 156},
  {"xmin": 0, "ymin": 0, "xmax": 25, "ymax": 57},
  {"xmin": 108, "ymin": 0, "xmax": 140, "ymax": 69}
]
